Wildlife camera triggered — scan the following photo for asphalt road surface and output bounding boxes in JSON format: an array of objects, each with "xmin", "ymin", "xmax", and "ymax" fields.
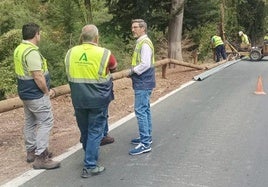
[{"xmin": 5, "ymin": 58, "xmax": 268, "ymax": 187}]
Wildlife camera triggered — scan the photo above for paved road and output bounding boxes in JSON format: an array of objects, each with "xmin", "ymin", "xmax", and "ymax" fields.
[{"xmin": 4, "ymin": 58, "xmax": 268, "ymax": 187}]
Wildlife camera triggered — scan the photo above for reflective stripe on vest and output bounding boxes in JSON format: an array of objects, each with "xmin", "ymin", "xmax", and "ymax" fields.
[
  {"xmin": 14, "ymin": 43, "xmax": 48, "ymax": 80},
  {"xmin": 131, "ymin": 37, "xmax": 155, "ymax": 66},
  {"xmin": 65, "ymin": 44, "xmax": 111, "ymax": 84}
]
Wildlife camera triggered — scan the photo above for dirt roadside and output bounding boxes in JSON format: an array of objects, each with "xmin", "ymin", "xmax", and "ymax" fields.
[{"xmin": 0, "ymin": 65, "xmax": 206, "ymax": 185}]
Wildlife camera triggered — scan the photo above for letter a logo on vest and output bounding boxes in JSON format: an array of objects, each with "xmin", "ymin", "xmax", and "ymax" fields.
[{"xmin": 79, "ymin": 53, "xmax": 88, "ymax": 61}]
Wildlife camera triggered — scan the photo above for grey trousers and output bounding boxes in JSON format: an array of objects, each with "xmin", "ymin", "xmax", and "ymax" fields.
[{"xmin": 23, "ymin": 95, "xmax": 53, "ymax": 155}]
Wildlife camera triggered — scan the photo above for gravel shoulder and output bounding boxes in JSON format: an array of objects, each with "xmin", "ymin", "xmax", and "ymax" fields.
[{"xmin": 0, "ymin": 65, "xmax": 204, "ymax": 185}]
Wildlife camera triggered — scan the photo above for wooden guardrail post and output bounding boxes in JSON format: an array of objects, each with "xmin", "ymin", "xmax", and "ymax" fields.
[{"xmin": 192, "ymin": 50, "xmax": 199, "ymax": 64}]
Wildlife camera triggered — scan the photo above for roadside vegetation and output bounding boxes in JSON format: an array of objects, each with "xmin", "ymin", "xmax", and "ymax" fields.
[{"xmin": 0, "ymin": 0, "xmax": 267, "ymax": 100}]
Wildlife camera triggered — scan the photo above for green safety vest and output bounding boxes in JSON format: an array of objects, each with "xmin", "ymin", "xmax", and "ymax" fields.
[
  {"xmin": 14, "ymin": 42, "xmax": 48, "ymax": 80},
  {"xmin": 241, "ymin": 34, "xmax": 249, "ymax": 44},
  {"xmin": 131, "ymin": 37, "xmax": 155, "ymax": 66},
  {"xmin": 65, "ymin": 44, "xmax": 111, "ymax": 83},
  {"xmin": 211, "ymin": 36, "xmax": 224, "ymax": 48}
]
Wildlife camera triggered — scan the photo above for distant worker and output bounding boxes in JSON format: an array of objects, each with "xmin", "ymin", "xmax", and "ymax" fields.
[
  {"xmin": 211, "ymin": 35, "xmax": 227, "ymax": 62},
  {"xmin": 238, "ymin": 31, "xmax": 249, "ymax": 45},
  {"xmin": 238, "ymin": 31, "xmax": 250, "ymax": 51},
  {"xmin": 264, "ymin": 32, "xmax": 268, "ymax": 44}
]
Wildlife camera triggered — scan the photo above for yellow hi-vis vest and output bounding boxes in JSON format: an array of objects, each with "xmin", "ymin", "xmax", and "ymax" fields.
[
  {"xmin": 14, "ymin": 42, "xmax": 48, "ymax": 80},
  {"xmin": 131, "ymin": 37, "xmax": 155, "ymax": 66},
  {"xmin": 65, "ymin": 44, "xmax": 111, "ymax": 83},
  {"xmin": 241, "ymin": 34, "xmax": 249, "ymax": 44},
  {"xmin": 211, "ymin": 36, "xmax": 224, "ymax": 48},
  {"xmin": 264, "ymin": 35, "xmax": 268, "ymax": 41}
]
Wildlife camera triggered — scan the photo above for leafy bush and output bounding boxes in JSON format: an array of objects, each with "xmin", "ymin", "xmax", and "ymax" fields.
[
  {"xmin": 0, "ymin": 29, "xmax": 21, "ymax": 99},
  {"xmin": 0, "ymin": 29, "xmax": 21, "ymax": 61},
  {"xmin": 190, "ymin": 24, "xmax": 217, "ymax": 61},
  {"xmin": 39, "ymin": 33, "xmax": 69, "ymax": 87}
]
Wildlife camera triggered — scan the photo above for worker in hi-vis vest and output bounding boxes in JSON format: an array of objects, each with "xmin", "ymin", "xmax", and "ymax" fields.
[
  {"xmin": 211, "ymin": 35, "xmax": 227, "ymax": 62},
  {"xmin": 264, "ymin": 32, "xmax": 268, "ymax": 44},
  {"xmin": 64, "ymin": 24, "xmax": 117, "ymax": 178},
  {"xmin": 238, "ymin": 31, "xmax": 251, "ymax": 51},
  {"xmin": 14, "ymin": 22, "xmax": 60, "ymax": 170}
]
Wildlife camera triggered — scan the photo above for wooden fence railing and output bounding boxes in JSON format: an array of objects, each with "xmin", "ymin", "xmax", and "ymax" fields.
[{"xmin": 0, "ymin": 58, "xmax": 226, "ymax": 113}]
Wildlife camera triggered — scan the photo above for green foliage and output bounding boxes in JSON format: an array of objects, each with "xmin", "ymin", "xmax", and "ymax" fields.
[
  {"xmin": 91, "ymin": 0, "xmax": 113, "ymax": 25},
  {"xmin": 27, "ymin": 0, "xmax": 92, "ymax": 88},
  {"xmin": 0, "ymin": 56, "xmax": 17, "ymax": 98},
  {"xmin": 224, "ymin": 2, "xmax": 239, "ymax": 42},
  {"xmin": 236, "ymin": 0, "xmax": 266, "ymax": 44},
  {"xmin": 12, "ymin": 0, "xmax": 44, "ymax": 28},
  {"xmin": 184, "ymin": 0, "xmax": 221, "ymax": 31},
  {"xmin": 99, "ymin": 33, "xmax": 133, "ymax": 70},
  {"xmin": 0, "ymin": 29, "xmax": 21, "ymax": 97},
  {"xmin": 190, "ymin": 24, "xmax": 217, "ymax": 60},
  {"xmin": 0, "ymin": 13, "xmax": 15, "ymax": 35},
  {"xmin": 46, "ymin": 0, "xmax": 83, "ymax": 32},
  {"xmin": 0, "ymin": 29, "xmax": 21, "ymax": 61},
  {"xmin": 1, "ymin": 0, "xmax": 268, "ymax": 100},
  {"xmin": 225, "ymin": 0, "xmax": 268, "ymax": 45},
  {"xmin": 104, "ymin": 0, "xmax": 171, "ymax": 41},
  {"xmin": 0, "ymin": 1, "xmax": 16, "ymax": 35},
  {"xmin": 39, "ymin": 33, "xmax": 68, "ymax": 87},
  {"xmin": 183, "ymin": 0, "xmax": 221, "ymax": 61}
]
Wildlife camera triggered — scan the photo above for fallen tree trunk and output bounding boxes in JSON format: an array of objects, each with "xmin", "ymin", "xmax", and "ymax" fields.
[
  {"xmin": 169, "ymin": 59, "xmax": 204, "ymax": 70},
  {"xmin": 0, "ymin": 97, "xmax": 23, "ymax": 113},
  {"xmin": 204, "ymin": 59, "xmax": 227, "ymax": 70},
  {"xmin": 0, "ymin": 58, "xmax": 204, "ymax": 113}
]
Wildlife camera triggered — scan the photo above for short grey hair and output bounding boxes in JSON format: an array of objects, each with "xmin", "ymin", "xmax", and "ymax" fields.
[
  {"xmin": 80, "ymin": 24, "xmax": 99, "ymax": 42},
  {"xmin": 132, "ymin": 19, "xmax": 147, "ymax": 33}
]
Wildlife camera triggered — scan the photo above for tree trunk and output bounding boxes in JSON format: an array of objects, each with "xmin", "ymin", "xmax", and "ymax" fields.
[
  {"xmin": 168, "ymin": 0, "xmax": 184, "ymax": 61},
  {"xmin": 84, "ymin": 0, "xmax": 93, "ymax": 23},
  {"xmin": 220, "ymin": 0, "xmax": 226, "ymax": 42}
]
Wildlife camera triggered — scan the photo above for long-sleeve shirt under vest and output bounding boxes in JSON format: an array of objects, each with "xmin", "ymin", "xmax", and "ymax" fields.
[{"xmin": 131, "ymin": 34, "xmax": 156, "ymax": 90}]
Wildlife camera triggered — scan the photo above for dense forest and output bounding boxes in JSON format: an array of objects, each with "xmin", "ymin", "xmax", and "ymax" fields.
[{"xmin": 0, "ymin": 0, "xmax": 267, "ymax": 100}]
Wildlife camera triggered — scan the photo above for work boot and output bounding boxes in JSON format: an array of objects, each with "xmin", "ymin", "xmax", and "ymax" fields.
[
  {"xmin": 33, "ymin": 151, "xmax": 60, "ymax": 170},
  {"xmin": 27, "ymin": 148, "xmax": 53, "ymax": 163},
  {"xmin": 44, "ymin": 148, "xmax": 53, "ymax": 158},
  {"xmin": 26, "ymin": 149, "xmax": 36, "ymax": 163},
  {"xmin": 100, "ymin": 135, "xmax": 114, "ymax": 146}
]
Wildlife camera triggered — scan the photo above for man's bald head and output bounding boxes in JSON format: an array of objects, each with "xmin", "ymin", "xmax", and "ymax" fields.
[{"xmin": 80, "ymin": 24, "xmax": 99, "ymax": 43}]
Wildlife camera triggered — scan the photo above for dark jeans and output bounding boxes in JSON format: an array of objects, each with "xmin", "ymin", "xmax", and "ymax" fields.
[
  {"xmin": 215, "ymin": 45, "xmax": 227, "ymax": 62},
  {"xmin": 75, "ymin": 106, "xmax": 108, "ymax": 168}
]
